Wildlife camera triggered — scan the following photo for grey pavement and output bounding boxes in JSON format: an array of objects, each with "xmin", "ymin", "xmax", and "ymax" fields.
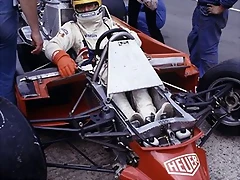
[{"xmin": 233, "ymin": 0, "xmax": 240, "ymax": 9}]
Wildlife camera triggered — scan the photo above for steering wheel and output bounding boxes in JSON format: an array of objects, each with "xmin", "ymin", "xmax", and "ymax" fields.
[
  {"xmin": 92, "ymin": 28, "xmax": 135, "ymax": 82},
  {"xmin": 94, "ymin": 28, "xmax": 134, "ymax": 57}
]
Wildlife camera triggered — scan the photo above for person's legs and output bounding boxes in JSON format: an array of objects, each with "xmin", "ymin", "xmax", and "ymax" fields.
[
  {"xmin": 132, "ymin": 88, "xmax": 175, "ymax": 122},
  {"xmin": 0, "ymin": 9, "xmax": 18, "ymax": 103},
  {"xmin": 144, "ymin": 6, "xmax": 165, "ymax": 43},
  {"xmin": 198, "ymin": 22, "xmax": 220, "ymax": 76},
  {"xmin": 128, "ymin": 0, "xmax": 142, "ymax": 28},
  {"xmin": 149, "ymin": 88, "xmax": 174, "ymax": 121},
  {"xmin": 197, "ymin": 12, "xmax": 228, "ymax": 76},
  {"xmin": 100, "ymin": 64, "xmax": 144, "ymax": 125},
  {"xmin": 112, "ymin": 92, "xmax": 144, "ymax": 127},
  {"xmin": 187, "ymin": 7, "xmax": 201, "ymax": 71},
  {"xmin": 132, "ymin": 89, "xmax": 156, "ymax": 121},
  {"xmin": 188, "ymin": 6, "xmax": 228, "ymax": 77},
  {"xmin": 137, "ymin": 11, "xmax": 151, "ymax": 35}
]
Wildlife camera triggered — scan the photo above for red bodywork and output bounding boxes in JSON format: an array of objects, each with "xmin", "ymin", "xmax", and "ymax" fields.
[
  {"xmin": 15, "ymin": 17, "xmax": 209, "ymax": 180},
  {"xmin": 120, "ymin": 128, "xmax": 209, "ymax": 180}
]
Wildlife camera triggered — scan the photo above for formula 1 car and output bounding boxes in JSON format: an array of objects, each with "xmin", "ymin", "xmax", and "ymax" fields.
[{"xmin": 1, "ymin": 0, "xmax": 239, "ymax": 180}]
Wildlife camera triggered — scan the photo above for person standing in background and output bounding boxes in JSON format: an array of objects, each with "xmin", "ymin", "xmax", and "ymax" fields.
[
  {"xmin": 0, "ymin": 0, "xmax": 43, "ymax": 103},
  {"xmin": 128, "ymin": 0, "xmax": 165, "ymax": 43},
  {"xmin": 187, "ymin": 0, "xmax": 238, "ymax": 77},
  {"xmin": 137, "ymin": 0, "xmax": 166, "ymax": 37}
]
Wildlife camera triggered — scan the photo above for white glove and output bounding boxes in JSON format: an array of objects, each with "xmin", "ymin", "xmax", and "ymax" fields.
[{"xmin": 136, "ymin": 0, "xmax": 158, "ymax": 11}]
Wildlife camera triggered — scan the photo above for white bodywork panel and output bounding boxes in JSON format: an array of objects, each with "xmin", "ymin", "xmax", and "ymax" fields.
[
  {"xmin": 107, "ymin": 39, "xmax": 163, "ymax": 96},
  {"xmin": 149, "ymin": 57, "xmax": 184, "ymax": 66}
]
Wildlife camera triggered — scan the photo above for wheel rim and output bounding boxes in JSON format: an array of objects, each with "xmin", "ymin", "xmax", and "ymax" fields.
[{"xmin": 206, "ymin": 77, "xmax": 240, "ymax": 126}]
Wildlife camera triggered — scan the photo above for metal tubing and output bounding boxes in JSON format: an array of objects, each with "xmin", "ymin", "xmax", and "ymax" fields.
[
  {"xmin": 92, "ymin": 46, "xmax": 108, "ymax": 82},
  {"xmin": 188, "ymin": 83, "xmax": 231, "ymax": 98},
  {"xmin": 185, "ymin": 83, "xmax": 232, "ymax": 107},
  {"xmin": 92, "ymin": 32, "xmax": 135, "ymax": 82},
  {"xmin": 46, "ymin": 163, "xmax": 115, "ymax": 173},
  {"xmin": 70, "ymin": 86, "xmax": 88, "ymax": 116},
  {"xmin": 162, "ymin": 81, "xmax": 188, "ymax": 93},
  {"xmin": 33, "ymin": 126, "xmax": 81, "ymax": 132},
  {"xmin": 198, "ymin": 113, "xmax": 228, "ymax": 147},
  {"xmin": 84, "ymin": 138, "xmax": 127, "ymax": 152},
  {"xmin": 84, "ymin": 132, "xmax": 129, "ymax": 138},
  {"xmin": 194, "ymin": 106, "xmax": 213, "ymax": 127},
  {"xmin": 77, "ymin": 105, "xmax": 103, "ymax": 116},
  {"xmin": 82, "ymin": 120, "xmax": 113, "ymax": 132},
  {"xmin": 30, "ymin": 115, "xmax": 90, "ymax": 123}
]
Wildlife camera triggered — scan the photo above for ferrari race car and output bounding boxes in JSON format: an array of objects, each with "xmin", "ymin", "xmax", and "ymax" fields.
[{"xmin": 1, "ymin": 0, "xmax": 240, "ymax": 179}]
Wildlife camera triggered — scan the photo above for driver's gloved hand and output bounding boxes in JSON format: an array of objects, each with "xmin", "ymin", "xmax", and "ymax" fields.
[{"xmin": 52, "ymin": 50, "xmax": 77, "ymax": 77}]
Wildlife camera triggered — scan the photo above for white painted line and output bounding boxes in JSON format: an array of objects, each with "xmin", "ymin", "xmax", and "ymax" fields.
[
  {"xmin": 195, "ymin": 0, "xmax": 240, "ymax": 13},
  {"xmin": 230, "ymin": 7, "xmax": 240, "ymax": 12}
]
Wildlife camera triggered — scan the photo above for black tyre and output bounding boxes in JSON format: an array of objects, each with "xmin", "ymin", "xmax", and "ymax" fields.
[
  {"xmin": 0, "ymin": 97, "xmax": 47, "ymax": 180},
  {"xmin": 197, "ymin": 59, "xmax": 240, "ymax": 135}
]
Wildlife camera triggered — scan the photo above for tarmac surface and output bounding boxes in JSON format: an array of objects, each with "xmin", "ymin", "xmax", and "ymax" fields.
[{"xmin": 46, "ymin": 0, "xmax": 240, "ymax": 179}]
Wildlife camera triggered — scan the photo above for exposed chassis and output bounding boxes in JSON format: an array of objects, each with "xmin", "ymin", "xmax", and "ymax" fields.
[
  {"xmin": 29, "ymin": 76, "xmax": 232, "ymax": 176},
  {"xmin": 20, "ymin": 31, "xmax": 232, "ymax": 177}
]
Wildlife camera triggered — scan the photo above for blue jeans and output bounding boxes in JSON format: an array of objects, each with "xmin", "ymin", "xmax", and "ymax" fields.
[
  {"xmin": 0, "ymin": 0, "xmax": 18, "ymax": 103},
  {"xmin": 187, "ymin": 6, "xmax": 228, "ymax": 77}
]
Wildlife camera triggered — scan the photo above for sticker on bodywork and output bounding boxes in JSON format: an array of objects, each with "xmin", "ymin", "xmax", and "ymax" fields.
[{"xmin": 164, "ymin": 153, "xmax": 200, "ymax": 176}]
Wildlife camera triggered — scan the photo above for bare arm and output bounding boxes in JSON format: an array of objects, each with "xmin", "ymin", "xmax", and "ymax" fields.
[
  {"xmin": 19, "ymin": 0, "xmax": 43, "ymax": 54},
  {"xmin": 19, "ymin": 0, "xmax": 39, "ymax": 32}
]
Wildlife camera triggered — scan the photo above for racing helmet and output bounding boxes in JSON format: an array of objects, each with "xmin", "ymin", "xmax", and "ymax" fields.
[{"xmin": 71, "ymin": 0, "xmax": 102, "ymax": 13}]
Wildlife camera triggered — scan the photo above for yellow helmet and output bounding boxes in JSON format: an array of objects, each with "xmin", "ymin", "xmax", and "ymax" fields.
[{"xmin": 72, "ymin": 0, "xmax": 102, "ymax": 13}]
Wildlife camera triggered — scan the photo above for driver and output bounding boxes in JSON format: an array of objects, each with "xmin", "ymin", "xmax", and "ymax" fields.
[{"xmin": 44, "ymin": 0, "xmax": 174, "ymax": 126}]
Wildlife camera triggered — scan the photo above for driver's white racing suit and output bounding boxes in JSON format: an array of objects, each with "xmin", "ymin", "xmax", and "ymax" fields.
[{"xmin": 44, "ymin": 7, "xmax": 171, "ymax": 124}]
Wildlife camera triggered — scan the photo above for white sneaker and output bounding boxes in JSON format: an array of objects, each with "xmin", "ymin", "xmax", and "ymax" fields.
[{"xmin": 155, "ymin": 102, "xmax": 174, "ymax": 121}]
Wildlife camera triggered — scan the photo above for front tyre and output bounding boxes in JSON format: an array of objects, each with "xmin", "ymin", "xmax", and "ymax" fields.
[
  {"xmin": 0, "ymin": 97, "xmax": 47, "ymax": 180},
  {"xmin": 197, "ymin": 59, "xmax": 240, "ymax": 135}
]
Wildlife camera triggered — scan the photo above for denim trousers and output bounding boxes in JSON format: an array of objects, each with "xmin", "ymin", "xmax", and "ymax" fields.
[
  {"xmin": 0, "ymin": 0, "xmax": 18, "ymax": 103},
  {"xmin": 187, "ymin": 6, "xmax": 228, "ymax": 77}
]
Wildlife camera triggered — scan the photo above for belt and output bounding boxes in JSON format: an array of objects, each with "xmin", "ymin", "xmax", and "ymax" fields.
[{"xmin": 197, "ymin": 2, "xmax": 220, "ymax": 7}]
